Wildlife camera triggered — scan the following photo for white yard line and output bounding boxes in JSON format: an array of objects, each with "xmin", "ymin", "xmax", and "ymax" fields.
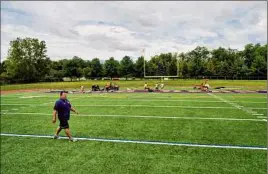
[
  {"xmin": 207, "ymin": 93, "xmax": 266, "ymax": 117},
  {"xmin": 0, "ymin": 133, "xmax": 266, "ymax": 150},
  {"xmin": 252, "ymin": 113, "xmax": 264, "ymax": 116},
  {"xmin": 0, "ymin": 103, "xmax": 235, "ymax": 109},
  {"xmin": 207, "ymin": 93, "xmax": 241, "ymax": 109},
  {"xmin": 73, "ymin": 99, "xmax": 267, "ymax": 104},
  {"xmin": 3, "ymin": 96, "xmax": 266, "ymax": 104},
  {"xmin": 1, "ymin": 103, "xmax": 266, "ymax": 110},
  {"xmin": 0, "ymin": 112, "xmax": 266, "ymax": 122},
  {"xmin": 257, "ymin": 116, "xmax": 267, "ymax": 119}
]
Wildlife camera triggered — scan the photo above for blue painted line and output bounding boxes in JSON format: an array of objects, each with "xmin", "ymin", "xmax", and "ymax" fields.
[{"xmin": 0, "ymin": 133, "xmax": 267, "ymax": 150}]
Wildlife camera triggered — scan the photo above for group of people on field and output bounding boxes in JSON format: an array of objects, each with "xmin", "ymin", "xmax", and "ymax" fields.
[
  {"xmin": 193, "ymin": 79, "xmax": 210, "ymax": 92},
  {"xmin": 82, "ymin": 79, "xmax": 210, "ymax": 93},
  {"xmin": 91, "ymin": 82, "xmax": 119, "ymax": 92},
  {"xmin": 78, "ymin": 82, "xmax": 120, "ymax": 93},
  {"xmin": 144, "ymin": 82, "xmax": 165, "ymax": 92}
]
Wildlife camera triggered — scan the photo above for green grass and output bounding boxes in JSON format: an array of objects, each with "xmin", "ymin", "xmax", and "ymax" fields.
[
  {"xmin": 1, "ymin": 79, "xmax": 267, "ymax": 91},
  {"xmin": 1, "ymin": 92, "xmax": 267, "ymax": 173},
  {"xmin": 1, "ymin": 137, "xmax": 266, "ymax": 174}
]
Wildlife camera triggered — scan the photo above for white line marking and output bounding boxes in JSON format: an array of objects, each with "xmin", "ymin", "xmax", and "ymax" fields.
[
  {"xmin": 1, "ymin": 104, "xmax": 34, "ymax": 106},
  {"xmin": 1, "ymin": 133, "xmax": 266, "ymax": 150},
  {"xmin": 40, "ymin": 102, "xmax": 54, "ymax": 106},
  {"xmin": 19, "ymin": 96, "xmax": 44, "ymax": 99},
  {"xmin": 2, "ymin": 96, "xmax": 267, "ymax": 104},
  {"xmin": 207, "ymin": 94, "xmax": 267, "ymax": 115},
  {"xmin": 252, "ymin": 114, "xmax": 264, "ymax": 116},
  {"xmin": 2, "ymin": 95, "xmax": 266, "ymax": 99},
  {"xmin": 1, "ymin": 112, "xmax": 266, "ymax": 122},
  {"xmin": 78, "ymin": 99, "xmax": 267, "ymax": 104},
  {"xmin": 75, "ymin": 105, "xmax": 239, "ymax": 109},
  {"xmin": 207, "ymin": 93, "xmax": 241, "ymax": 109},
  {"xmin": 120, "ymin": 99, "xmax": 267, "ymax": 104},
  {"xmin": 0, "ymin": 103, "xmax": 237, "ymax": 109},
  {"xmin": 257, "ymin": 116, "xmax": 267, "ymax": 118},
  {"xmin": 1, "ymin": 103, "xmax": 266, "ymax": 110}
]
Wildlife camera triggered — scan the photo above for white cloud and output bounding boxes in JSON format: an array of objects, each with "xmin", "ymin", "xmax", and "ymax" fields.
[{"xmin": 1, "ymin": 1, "xmax": 267, "ymax": 61}]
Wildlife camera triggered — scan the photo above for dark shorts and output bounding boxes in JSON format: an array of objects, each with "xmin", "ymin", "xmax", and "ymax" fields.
[{"xmin": 59, "ymin": 119, "xmax": 69, "ymax": 129}]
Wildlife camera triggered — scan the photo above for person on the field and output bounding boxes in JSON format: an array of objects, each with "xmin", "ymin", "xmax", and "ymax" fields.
[
  {"xmin": 105, "ymin": 82, "xmax": 111, "ymax": 92},
  {"xmin": 80, "ymin": 85, "xmax": 84, "ymax": 93},
  {"xmin": 204, "ymin": 79, "xmax": 210, "ymax": 91},
  {"xmin": 144, "ymin": 83, "xmax": 149, "ymax": 90},
  {"xmin": 52, "ymin": 91, "xmax": 78, "ymax": 142},
  {"xmin": 92, "ymin": 85, "xmax": 100, "ymax": 91},
  {"xmin": 155, "ymin": 83, "xmax": 159, "ymax": 90},
  {"xmin": 160, "ymin": 83, "xmax": 164, "ymax": 89},
  {"xmin": 114, "ymin": 83, "xmax": 119, "ymax": 91}
]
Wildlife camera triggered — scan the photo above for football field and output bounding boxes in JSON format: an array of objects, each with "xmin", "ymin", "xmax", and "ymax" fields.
[{"xmin": 1, "ymin": 92, "xmax": 267, "ymax": 174}]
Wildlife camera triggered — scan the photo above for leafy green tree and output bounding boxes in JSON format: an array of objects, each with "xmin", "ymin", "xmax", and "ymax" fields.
[
  {"xmin": 63, "ymin": 57, "xmax": 84, "ymax": 80},
  {"xmin": 91, "ymin": 58, "xmax": 103, "ymax": 77},
  {"xmin": 83, "ymin": 67, "xmax": 92, "ymax": 79},
  {"xmin": 104, "ymin": 57, "xmax": 120, "ymax": 78},
  {"xmin": 134, "ymin": 56, "xmax": 145, "ymax": 78},
  {"xmin": 119, "ymin": 56, "xmax": 134, "ymax": 79},
  {"xmin": 251, "ymin": 55, "xmax": 266, "ymax": 76},
  {"xmin": 5, "ymin": 37, "xmax": 50, "ymax": 82}
]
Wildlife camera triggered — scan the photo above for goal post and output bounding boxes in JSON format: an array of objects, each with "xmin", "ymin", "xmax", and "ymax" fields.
[{"xmin": 142, "ymin": 48, "xmax": 180, "ymax": 79}]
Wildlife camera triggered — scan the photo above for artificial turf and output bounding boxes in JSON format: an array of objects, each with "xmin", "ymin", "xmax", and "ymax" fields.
[{"xmin": 1, "ymin": 92, "xmax": 267, "ymax": 174}]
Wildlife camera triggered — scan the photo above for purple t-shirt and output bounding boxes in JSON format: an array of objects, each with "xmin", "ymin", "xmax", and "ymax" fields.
[{"xmin": 54, "ymin": 99, "xmax": 71, "ymax": 120}]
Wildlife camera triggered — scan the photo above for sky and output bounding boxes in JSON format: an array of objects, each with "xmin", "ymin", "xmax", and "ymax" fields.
[{"xmin": 1, "ymin": 1, "xmax": 267, "ymax": 61}]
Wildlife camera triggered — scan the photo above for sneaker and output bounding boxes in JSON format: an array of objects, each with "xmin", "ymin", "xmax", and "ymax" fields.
[
  {"xmin": 53, "ymin": 135, "xmax": 59, "ymax": 139},
  {"xmin": 69, "ymin": 138, "xmax": 77, "ymax": 142}
]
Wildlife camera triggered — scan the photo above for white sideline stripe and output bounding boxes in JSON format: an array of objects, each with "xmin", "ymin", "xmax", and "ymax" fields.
[
  {"xmin": 1, "ymin": 133, "xmax": 266, "ymax": 150},
  {"xmin": 0, "ymin": 112, "xmax": 266, "ymax": 122},
  {"xmin": 252, "ymin": 114, "xmax": 264, "ymax": 116}
]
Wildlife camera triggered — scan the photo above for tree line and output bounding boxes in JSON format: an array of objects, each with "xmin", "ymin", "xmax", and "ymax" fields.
[{"xmin": 0, "ymin": 37, "xmax": 267, "ymax": 83}]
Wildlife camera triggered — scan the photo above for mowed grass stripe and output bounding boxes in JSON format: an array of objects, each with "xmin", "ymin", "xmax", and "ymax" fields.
[
  {"xmin": 234, "ymin": 103, "xmax": 267, "ymax": 108},
  {"xmin": 0, "ymin": 103, "xmax": 243, "ymax": 109},
  {"xmin": 1, "ymin": 114, "xmax": 266, "ymax": 146},
  {"xmin": 1, "ymin": 94, "xmax": 266, "ymax": 103},
  {"xmin": 1, "ymin": 112, "xmax": 266, "ymax": 122},
  {"xmin": 2, "ymin": 103, "xmax": 266, "ymax": 110},
  {"xmin": 1, "ymin": 136, "xmax": 266, "ymax": 174},
  {"xmin": 1, "ymin": 93, "xmax": 266, "ymax": 99},
  {"xmin": 0, "ymin": 103, "xmax": 259, "ymax": 119}
]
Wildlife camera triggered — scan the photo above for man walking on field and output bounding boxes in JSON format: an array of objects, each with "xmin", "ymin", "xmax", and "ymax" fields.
[{"xmin": 52, "ymin": 91, "xmax": 78, "ymax": 142}]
